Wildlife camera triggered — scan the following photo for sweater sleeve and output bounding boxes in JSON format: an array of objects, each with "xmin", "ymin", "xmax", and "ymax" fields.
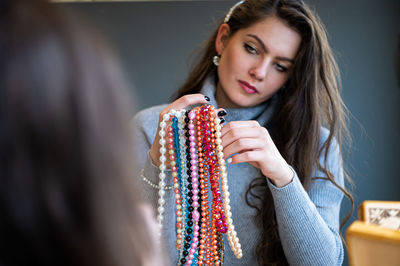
[
  {"xmin": 267, "ymin": 134, "xmax": 345, "ymax": 266},
  {"xmin": 131, "ymin": 105, "xmax": 173, "ymax": 203}
]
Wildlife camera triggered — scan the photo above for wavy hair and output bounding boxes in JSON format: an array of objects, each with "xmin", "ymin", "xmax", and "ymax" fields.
[{"xmin": 175, "ymin": 0, "xmax": 353, "ymax": 264}]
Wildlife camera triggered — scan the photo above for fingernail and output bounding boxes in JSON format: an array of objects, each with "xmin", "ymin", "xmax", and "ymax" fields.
[
  {"xmin": 204, "ymin": 95, "xmax": 210, "ymax": 101},
  {"xmin": 220, "ymin": 117, "xmax": 225, "ymax": 124},
  {"xmin": 218, "ymin": 110, "xmax": 227, "ymax": 116}
]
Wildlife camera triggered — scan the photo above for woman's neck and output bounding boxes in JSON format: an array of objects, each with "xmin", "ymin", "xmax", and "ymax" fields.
[{"xmin": 215, "ymin": 82, "xmax": 241, "ymax": 109}]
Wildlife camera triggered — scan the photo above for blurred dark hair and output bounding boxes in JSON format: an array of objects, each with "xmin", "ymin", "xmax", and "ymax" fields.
[{"xmin": 0, "ymin": 1, "xmax": 155, "ymax": 265}]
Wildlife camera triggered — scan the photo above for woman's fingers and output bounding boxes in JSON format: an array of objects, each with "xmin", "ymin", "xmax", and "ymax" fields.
[
  {"xmin": 223, "ymin": 138, "xmax": 266, "ymax": 159},
  {"xmin": 220, "ymin": 120, "xmax": 261, "ymax": 136},
  {"xmin": 214, "ymin": 108, "xmax": 226, "ymax": 116},
  {"xmin": 173, "ymin": 93, "xmax": 210, "ymax": 109},
  {"xmin": 151, "ymin": 94, "xmax": 211, "ymax": 167},
  {"xmin": 221, "ymin": 125, "xmax": 267, "ymax": 148},
  {"xmin": 213, "ymin": 108, "xmax": 227, "ymax": 123},
  {"xmin": 229, "ymin": 150, "xmax": 263, "ymax": 165},
  {"xmin": 159, "ymin": 94, "xmax": 209, "ymax": 118},
  {"xmin": 217, "ymin": 108, "xmax": 227, "ymax": 117}
]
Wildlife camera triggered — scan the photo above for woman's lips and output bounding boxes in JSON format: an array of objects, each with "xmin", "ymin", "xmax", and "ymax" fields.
[{"xmin": 238, "ymin": 80, "xmax": 258, "ymax": 94}]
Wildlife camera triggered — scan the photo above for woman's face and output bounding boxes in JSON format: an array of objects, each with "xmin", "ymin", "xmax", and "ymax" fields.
[{"xmin": 215, "ymin": 16, "xmax": 301, "ymax": 108}]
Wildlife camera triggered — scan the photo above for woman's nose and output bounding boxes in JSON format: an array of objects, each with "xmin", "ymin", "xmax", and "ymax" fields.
[{"xmin": 249, "ymin": 58, "xmax": 270, "ymax": 81}]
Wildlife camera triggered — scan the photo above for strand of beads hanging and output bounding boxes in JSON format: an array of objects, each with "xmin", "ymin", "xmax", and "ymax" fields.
[
  {"xmin": 209, "ymin": 105, "xmax": 227, "ymax": 266},
  {"xmin": 215, "ymin": 115, "xmax": 242, "ymax": 259},
  {"xmin": 170, "ymin": 115, "xmax": 184, "ymax": 251},
  {"xmin": 197, "ymin": 105, "xmax": 214, "ymax": 265},
  {"xmin": 203, "ymin": 105, "xmax": 225, "ymax": 265},
  {"xmin": 208, "ymin": 106, "xmax": 227, "ymax": 235},
  {"xmin": 185, "ymin": 109, "xmax": 201, "ymax": 266},
  {"xmin": 178, "ymin": 112, "xmax": 189, "ymax": 261},
  {"xmin": 180, "ymin": 111, "xmax": 195, "ymax": 266},
  {"xmin": 196, "ymin": 107, "xmax": 208, "ymax": 265},
  {"xmin": 157, "ymin": 109, "xmax": 176, "ymax": 235},
  {"xmin": 156, "ymin": 104, "xmax": 242, "ymax": 264}
]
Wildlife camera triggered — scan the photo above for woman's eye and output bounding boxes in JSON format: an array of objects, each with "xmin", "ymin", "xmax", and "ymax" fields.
[
  {"xmin": 275, "ymin": 63, "xmax": 288, "ymax": 73},
  {"xmin": 244, "ymin": 44, "xmax": 258, "ymax": 55}
]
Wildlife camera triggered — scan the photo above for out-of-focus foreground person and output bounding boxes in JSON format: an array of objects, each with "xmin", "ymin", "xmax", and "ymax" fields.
[{"xmin": 0, "ymin": 1, "xmax": 162, "ymax": 265}]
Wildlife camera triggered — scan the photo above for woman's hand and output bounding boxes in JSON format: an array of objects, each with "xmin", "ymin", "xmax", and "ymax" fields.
[
  {"xmin": 220, "ymin": 120, "xmax": 294, "ymax": 187},
  {"xmin": 149, "ymin": 94, "xmax": 225, "ymax": 168}
]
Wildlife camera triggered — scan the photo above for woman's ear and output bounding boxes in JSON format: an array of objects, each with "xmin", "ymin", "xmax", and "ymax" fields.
[{"xmin": 215, "ymin": 23, "xmax": 231, "ymax": 55}]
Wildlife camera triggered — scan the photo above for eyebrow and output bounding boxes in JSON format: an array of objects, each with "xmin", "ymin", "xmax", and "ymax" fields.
[{"xmin": 246, "ymin": 34, "xmax": 295, "ymax": 63}]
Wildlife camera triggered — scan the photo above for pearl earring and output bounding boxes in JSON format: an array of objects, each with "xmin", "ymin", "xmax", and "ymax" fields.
[{"xmin": 213, "ymin": 55, "xmax": 220, "ymax": 66}]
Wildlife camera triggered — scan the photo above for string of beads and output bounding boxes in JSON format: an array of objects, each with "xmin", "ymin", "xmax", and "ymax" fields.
[{"xmin": 156, "ymin": 105, "xmax": 242, "ymax": 264}]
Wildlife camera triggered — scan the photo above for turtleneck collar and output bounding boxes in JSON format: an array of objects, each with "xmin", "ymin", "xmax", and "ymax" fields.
[{"xmin": 200, "ymin": 75, "xmax": 278, "ymax": 126}]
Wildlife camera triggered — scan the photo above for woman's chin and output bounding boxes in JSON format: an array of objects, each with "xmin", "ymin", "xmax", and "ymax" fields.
[{"xmin": 229, "ymin": 95, "xmax": 264, "ymax": 108}]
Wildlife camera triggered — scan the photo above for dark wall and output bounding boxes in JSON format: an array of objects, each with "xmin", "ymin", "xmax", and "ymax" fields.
[
  {"xmin": 61, "ymin": 1, "xmax": 237, "ymax": 109},
  {"xmin": 59, "ymin": 1, "xmax": 400, "ymax": 265}
]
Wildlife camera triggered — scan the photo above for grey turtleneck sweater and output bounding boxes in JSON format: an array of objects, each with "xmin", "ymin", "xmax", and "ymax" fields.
[{"xmin": 132, "ymin": 77, "xmax": 345, "ymax": 265}]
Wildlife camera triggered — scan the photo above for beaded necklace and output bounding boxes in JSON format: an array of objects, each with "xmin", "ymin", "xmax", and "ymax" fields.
[
  {"xmin": 178, "ymin": 112, "xmax": 188, "ymax": 259},
  {"xmin": 215, "ymin": 116, "xmax": 242, "ymax": 259},
  {"xmin": 157, "ymin": 110, "xmax": 175, "ymax": 234},
  {"xmin": 171, "ymin": 115, "xmax": 184, "ymax": 250},
  {"xmin": 186, "ymin": 110, "xmax": 200, "ymax": 266},
  {"xmin": 157, "ymin": 105, "xmax": 242, "ymax": 265}
]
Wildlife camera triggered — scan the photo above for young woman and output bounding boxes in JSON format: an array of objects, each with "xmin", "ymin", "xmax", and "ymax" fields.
[
  {"xmin": 0, "ymin": 1, "xmax": 161, "ymax": 265},
  {"xmin": 133, "ymin": 0, "xmax": 353, "ymax": 265}
]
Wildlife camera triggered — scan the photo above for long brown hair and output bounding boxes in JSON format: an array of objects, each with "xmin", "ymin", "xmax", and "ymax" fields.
[
  {"xmin": 175, "ymin": 0, "xmax": 353, "ymax": 265},
  {"xmin": 0, "ymin": 1, "xmax": 156, "ymax": 266}
]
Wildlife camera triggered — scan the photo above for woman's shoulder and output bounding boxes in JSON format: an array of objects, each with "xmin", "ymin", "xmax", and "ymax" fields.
[
  {"xmin": 319, "ymin": 127, "xmax": 339, "ymax": 152},
  {"xmin": 320, "ymin": 127, "xmax": 330, "ymax": 145},
  {"xmin": 316, "ymin": 127, "xmax": 344, "ymax": 184}
]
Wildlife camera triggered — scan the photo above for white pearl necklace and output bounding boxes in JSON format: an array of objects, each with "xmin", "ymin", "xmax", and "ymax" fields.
[
  {"xmin": 157, "ymin": 109, "xmax": 177, "ymax": 236},
  {"xmin": 215, "ymin": 116, "xmax": 243, "ymax": 259}
]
